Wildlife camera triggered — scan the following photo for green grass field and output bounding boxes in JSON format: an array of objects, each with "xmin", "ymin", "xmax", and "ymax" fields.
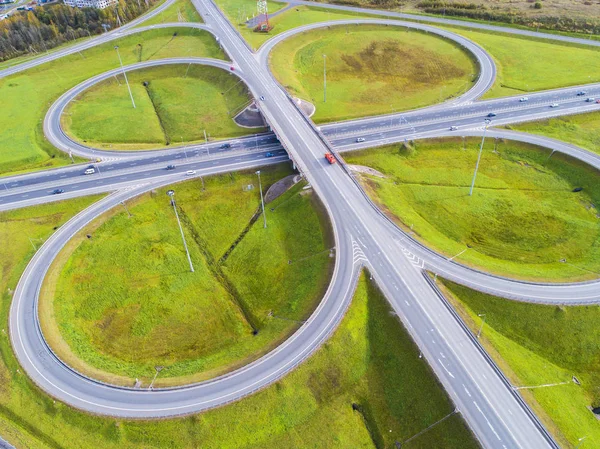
[
  {"xmin": 344, "ymin": 138, "xmax": 600, "ymax": 281},
  {"xmin": 442, "ymin": 26, "xmax": 600, "ymax": 98},
  {"xmin": 215, "ymin": 0, "xmax": 387, "ymax": 49},
  {"xmin": 63, "ymin": 64, "xmax": 257, "ymax": 149},
  {"xmin": 439, "ymin": 279, "xmax": 600, "ymax": 448},
  {"xmin": 270, "ymin": 24, "xmax": 476, "ymax": 123},
  {"xmin": 40, "ymin": 165, "xmax": 334, "ymax": 386},
  {"xmin": 0, "ymin": 197, "xmax": 478, "ymax": 448},
  {"xmin": 0, "ymin": 27, "xmax": 223, "ymax": 175},
  {"xmin": 141, "ymin": 0, "xmax": 202, "ymax": 25},
  {"xmin": 511, "ymin": 112, "xmax": 600, "ymax": 156}
]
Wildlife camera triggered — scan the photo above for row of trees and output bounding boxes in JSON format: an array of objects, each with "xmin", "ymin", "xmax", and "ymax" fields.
[{"xmin": 0, "ymin": 0, "xmax": 159, "ymax": 61}]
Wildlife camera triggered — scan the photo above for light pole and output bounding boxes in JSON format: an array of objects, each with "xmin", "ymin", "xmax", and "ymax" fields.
[
  {"xmin": 469, "ymin": 119, "xmax": 491, "ymax": 196},
  {"xmin": 476, "ymin": 314, "xmax": 486, "ymax": 339},
  {"xmin": 166, "ymin": 190, "xmax": 194, "ymax": 272},
  {"xmin": 256, "ymin": 170, "xmax": 267, "ymax": 228},
  {"xmin": 114, "ymin": 46, "xmax": 136, "ymax": 109},
  {"xmin": 575, "ymin": 436, "xmax": 587, "ymax": 448},
  {"xmin": 322, "ymin": 54, "xmax": 327, "ymax": 103}
]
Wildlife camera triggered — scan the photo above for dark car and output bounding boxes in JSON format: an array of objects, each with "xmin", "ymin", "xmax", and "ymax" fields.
[
  {"xmin": 487, "ymin": 112, "xmax": 497, "ymax": 118},
  {"xmin": 166, "ymin": 165, "xmax": 176, "ymax": 170},
  {"xmin": 52, "ymin": 188, "xmax": 64, "ymax": 195},
  {"xmin": 577, "ymin": 91, "xmax": 587, "ymax": 96},
  {"xmin": 220, "ymin": 143, "xmax": 231, "ymax": 149},
  {"xmin": 265, "ymin": 152, "xmax": 275, "ymax": 158}
]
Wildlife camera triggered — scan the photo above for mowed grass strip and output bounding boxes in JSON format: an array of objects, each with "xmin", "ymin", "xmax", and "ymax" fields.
[
  {"xmin": 439, "ymin": 278, "xmax": 600, "ymax": 448},
  {"xmin": 63, "ymin": 64, "xmax": 258, "ymax": 149},
  {"xmin": 141, "ymin": 0, "xmax": 203, "ymax": 25},
  {"xmin": 270, "ymin": 24, "xmax": 477, "ymax": 123},
  {"xmin": 0, "ymin": 26, "xmax": 224, "ymax": 175},
  {"xmin": 442, "ymin": 26, "xmax": 600, "ymax": 98},
  {"xmin": 41, "ymin": 165, "xmax": 334, "ymax": 386},
  {"xmin": 0, "ymin": 204, "xmax": 479, "ymax": 449},
  {"xmin": 511, "ymin": 112, "xmax": 600, "ymax": 156},
  {"xmin": 344, "ymin": 138, "xmax": 600, "ymax": 281}
]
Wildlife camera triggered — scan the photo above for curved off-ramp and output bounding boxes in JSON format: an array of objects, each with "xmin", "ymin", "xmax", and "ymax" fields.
[
  {"xmin": 257, "ymin": 18, "xmax": 496, "ymax": 106},
  {"xmin": 358, "ymin": 128, "xmax": 600, "ymax": 303},
  {"xmin": 43, "ymin": 18, "xmax": 496, "ymax": 160},
  {"xmin": 44, "ymin": 56, "xmax": 246, "ymax": 159}
]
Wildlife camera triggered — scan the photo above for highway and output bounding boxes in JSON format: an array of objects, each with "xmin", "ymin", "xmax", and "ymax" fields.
[{"xmin": 3, "ymin": 0, "xmax": 600, "ymax": 448}]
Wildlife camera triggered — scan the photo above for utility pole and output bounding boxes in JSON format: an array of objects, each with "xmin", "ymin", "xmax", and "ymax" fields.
[
  {"xmin": 323, "ymin": 54, "xmax": 327, "ymax": 103},
  {"xmin": 166, "ymin": 190, "xmax": 194, "ymax": 272},
  {"xmin": 256, "ymin": 170, "xmax": 267, "ymax": 228},
  {"xmin": 469, "ymin": 119, "xmax": 490, "ymax": 196},
  {"xmin": 114, "ymin": 46, "xmax": 136, "ymax": 109}
]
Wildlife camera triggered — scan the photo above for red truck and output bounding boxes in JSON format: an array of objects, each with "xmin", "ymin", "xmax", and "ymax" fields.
[{"xmin": 324, "ymin": 153, "xmax": 336, "ymax": 164}]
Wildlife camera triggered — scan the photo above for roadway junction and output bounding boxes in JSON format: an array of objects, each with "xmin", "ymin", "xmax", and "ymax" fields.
[{"xmin": 2, "ymin": 1, "xmax": 600, "ymax": 448}]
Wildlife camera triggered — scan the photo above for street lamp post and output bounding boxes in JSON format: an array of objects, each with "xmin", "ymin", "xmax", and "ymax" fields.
[
  {"xmin": 114, "ymin": 46, "xmax": 136, "ymax": 109},
  {"xmin": 575, "ymin": 436, "xmax": 587, "ymax": 448},
  {"xmin": 166, "ymin": 190, "xmax": 194, "ymax": 272},
  {"xmin": 323, "ymin": 54, "xmax": 327, "ymax": 103},
  {"xmin": 477, "ymin": 313, "xmax": 486, "ymax": 339},
  {"xmin": 256, "ymin": 170, "xmax": 267, "ymax": 228},
  {"xmin": 469, "ymin": 119, "xmax": 491, "ymax": 196}
]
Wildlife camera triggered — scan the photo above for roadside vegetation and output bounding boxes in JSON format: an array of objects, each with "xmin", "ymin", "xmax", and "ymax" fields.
[
  {"xmin": 511, "ymin": 112, "xmax": 600, "ymax": 156},
  {"xmin": 0, "ymin": 201, "xmax": 480, "ymax": 449},
  {"xmin": 312, "ymin": 0, "xmax": 600, "ymax": 36},
  {"xmin": 63, "ymin": 64, "xmax": 257, "ymax": 150},
  {"xmin": 439, "ymin": 278, "xmax": 600, "ymax": 448},
  {"xmin": 442, "ymin": 26, "xmax": 600, "ymax": 98},
  {"xmin": 0, "ymin": 26, "xmax": 223, "ymax": 176},
  {"xmin": 270, "ymin": 24, "xmax": 476, "ymax": 123},
  {"xmin": 344, "ymin": 138, "xmax": 600, "ymax": 281},
  {"xmin": 141, "ymin": 0, "xmax": 203, "ymax": 25},
  {"xmin": 0, "ymin": 0, "xmax": 162, "ymax": 62},
  {"xmin": 40, "ymin": 165, "xmax": 334, "ymax": 386}
]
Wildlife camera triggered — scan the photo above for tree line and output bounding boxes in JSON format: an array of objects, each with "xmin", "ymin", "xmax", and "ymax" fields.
[{"xmin": 0, "ymin": 0, "xmax": 159, "ymax": 62}]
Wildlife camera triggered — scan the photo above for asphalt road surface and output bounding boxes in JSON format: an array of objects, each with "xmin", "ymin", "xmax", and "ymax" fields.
[{"xmin": 4, "ymin": 1, "xmax": 600, "ymax": 448}]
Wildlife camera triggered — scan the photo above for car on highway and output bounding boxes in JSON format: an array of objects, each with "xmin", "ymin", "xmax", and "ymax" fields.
[
  {"xmin": 51, "ymin": 188, "xmax": 64, "ymax": 195},
  {"xmin": 356, "ymin": 137, "xmax": 365, "ymax": 143},
  {"xmin": 550, "ymin": 103, "xmax": 559, "ymax": 108},
  {"xmin": 577, "ymin": 91, "xmax": 587, "ymax": 96},
  {"xmin": 259, "ymin": 96, "xmax": 265, "ymax": 101},
  {"xmin": 324, "ymin": 153, "xmax": 336, "ymax": 164},
  {"xmin": 220, "ymin": 143, "xmax": 231, "ymax": 149},
  {"xmin": 265, "ymin": 152, "xmax": 275, "ymax": 157},
  {"xmin": 586, "ymin": 97, "xmax": 596, "ymax": 102},
  {"xmin": 519, "ymin": 97, "xmax": 529, "ymax": 102},
  {"xmin": 166, "ymin": 165, "xmax": 176, "ymax": 170},
  {"xmin": 487, "ymin": 112, "xmax": 496, "ymax": 117},
  {"xmin": 84, "ymin": 167, "xmax": 95, "ymax": 175},
  {"xmin": 596, "ymin": 99, "xmax": 600, "ymax": 104},
  {"xmin": 450, "ymin": 126, "xmax": 459, "ymax": 131},
  {"xmin": 185, "ymin": 170, "xmax": 196, "ymax": 176}
]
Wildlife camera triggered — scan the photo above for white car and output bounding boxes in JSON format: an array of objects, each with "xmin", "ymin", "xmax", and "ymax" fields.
[
  {"xmin": 550, "ymin": 103, "xmax": 559, "ymax": 108},
  {"xmin": 519, "ymin": 97, "xmax": 529, "ymax": 102},
  {"xmin": 186, "ymin": 170, "xmax": 196, "ymax": 176},
  {"xmin": 356, "ymin": 137, "xmax": 365, "ymax": 143}
]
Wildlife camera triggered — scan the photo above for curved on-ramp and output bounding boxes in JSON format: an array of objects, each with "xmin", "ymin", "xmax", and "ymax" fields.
[
  {"xmin": 42, "ymin": 18, "xmax": 496, "ymax": 159},
  {"xmin": 44, "ymin": 56, "xmax": 244, "ymax": 159},
  {"xmin": 366, "ymin": 128, "xmax": 600, "ymax": 304}
]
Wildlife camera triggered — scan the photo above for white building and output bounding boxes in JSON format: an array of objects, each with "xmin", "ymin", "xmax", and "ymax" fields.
[{"xmin": 63, "ymin": 0, "xmax": 115, "ymax": 9}]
